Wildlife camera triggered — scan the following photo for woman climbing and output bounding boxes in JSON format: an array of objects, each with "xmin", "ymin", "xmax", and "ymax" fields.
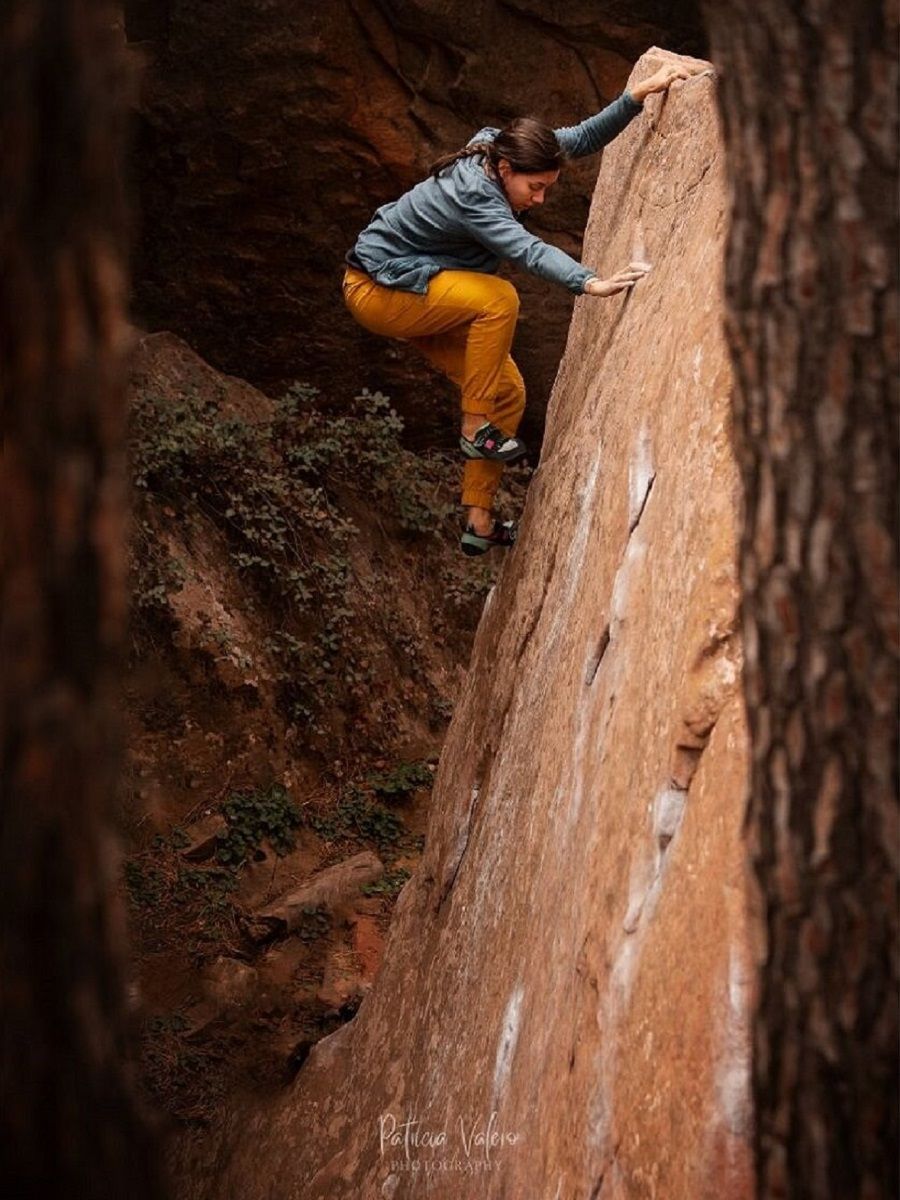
[{"xmin": 342, "ymin": 60, "xmax": 694, "ymax": 556}]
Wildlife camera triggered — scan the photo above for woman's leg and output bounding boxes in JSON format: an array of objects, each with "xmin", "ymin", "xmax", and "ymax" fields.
[
  {"xmin": 409, "ymin": 325, "xmax": 526, "ymax": 527},
  {"xmin": 342, "ymin": 267, "xmax": 521, "ymax": 431},
  {"xmin": 461, "ymin": 355, "xmax": 526, "ymax": 513}
]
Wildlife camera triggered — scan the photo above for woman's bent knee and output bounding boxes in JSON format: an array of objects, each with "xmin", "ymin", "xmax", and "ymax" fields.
[
  {"xmin": 462, "ymin": 273, "xmax": 519, "ymax": 318},
  {"xmin": 486, "ymin": 276, "xmax": 520, "ymax": 315}
]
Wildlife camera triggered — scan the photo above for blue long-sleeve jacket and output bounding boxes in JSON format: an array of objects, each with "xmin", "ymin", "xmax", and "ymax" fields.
[{"xmin": 345, "ymin": 89, "xmax": 644, "ymax": 295}]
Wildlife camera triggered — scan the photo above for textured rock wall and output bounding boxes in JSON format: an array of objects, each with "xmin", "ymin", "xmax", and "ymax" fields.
[
  {"xmin": 182, "ymin": 49, "xmax": 754, "ymax": 1200},
  {"xmin": 124, "ymin": 1, "xmax": 704, "ymax": 444}
]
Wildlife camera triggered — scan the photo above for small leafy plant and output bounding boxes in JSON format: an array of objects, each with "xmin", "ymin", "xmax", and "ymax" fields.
[
  {"xmin": 296, "ymin": 904, "xmax": 332, "ymax": 943},
  {"xmin": 217, "ymin": 783, "xmax": 302, "ymax": 866},
  {"xmin": 362, "ymin": 867, "xmax": 411, "ymax": 897},
  {"xmin": 304, "ymin": 789, "xmax": 404, "ymax": 851},
  {"xmin": 364, "ymin": 760, "xmax": 434, "ymax": 800}
]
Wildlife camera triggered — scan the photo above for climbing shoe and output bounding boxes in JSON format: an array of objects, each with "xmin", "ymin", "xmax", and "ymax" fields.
[
  {"xmin": 459, "ymin": 421, "xmax": 527, "ymax": 463},
  {"xmin": 460, "ymin": 517, "xmax": 518, "ymax": 557}
]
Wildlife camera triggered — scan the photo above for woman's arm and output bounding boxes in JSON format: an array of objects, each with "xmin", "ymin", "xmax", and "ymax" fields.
[
  {"xmin": 458, "ymin": 193, "xmax": 595, "ymax": 293},
  {"xmin": 629, "ymin": 61, "xmax": 700, "ymax": 103},
  {"xmin": 457, "ymin": 195, "xmax": 652, "ymax": 298},
  {"xmin": 583, "ymin": 265, "xmax": 651, "ymax": 297},
  {"xmin": 554, "ymin": 91, "xmax": 643, "ymax": 159},
  {"xmin": 554, "ymin": 62, "xmax": 702, "ymax": 158}
]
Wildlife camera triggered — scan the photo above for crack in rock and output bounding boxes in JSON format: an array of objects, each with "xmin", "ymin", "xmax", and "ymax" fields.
[
  {"xmin": 585, "ymin": 625, "xmax": 611, "ymax": 685},
  {"xmin": 434, "ymin": 777, "xmax": 482, "ymax": 912}
]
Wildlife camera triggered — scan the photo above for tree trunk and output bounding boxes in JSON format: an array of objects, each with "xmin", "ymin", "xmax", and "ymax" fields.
[
  {"xmin": 0, "ymin": 2, "xmax": 166, "ymax": 1195},
  {"xmin": 700, "ymin": 2, "xmax": 898, "ymax": 1196}
]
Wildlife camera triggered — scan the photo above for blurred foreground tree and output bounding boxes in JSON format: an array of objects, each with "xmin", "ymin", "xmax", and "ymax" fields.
[
  {"xmin": 0, "ymin": 1, "xmax": 166, "ymax": 1195},
  {"xmin": 702, "ymin": 1, "xmax": 898, "ymax": 1196}
]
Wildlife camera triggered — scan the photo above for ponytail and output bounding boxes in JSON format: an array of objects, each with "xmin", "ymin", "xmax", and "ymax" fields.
[
  {"xmin": 428, "ymin": 117, "xmax": 565, "ymax": 181},
  {"xmin": 428, "ymin": 141, "xmax": 498, "ymax": 179}
]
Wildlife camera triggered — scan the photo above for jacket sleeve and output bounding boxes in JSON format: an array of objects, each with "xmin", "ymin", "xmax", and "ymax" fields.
[
  {"xmin": 554, "ymin": 89, "xmax": 643, "ymax": 158},
  {"xmin": 456, "ymin": 192, "xmax": 596, "ymax": 294}
]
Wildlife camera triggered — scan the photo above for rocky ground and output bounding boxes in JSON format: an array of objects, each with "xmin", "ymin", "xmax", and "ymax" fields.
[{"xmin": 118, "ymin": 329, "xmax": 530, "ymax": 1130}]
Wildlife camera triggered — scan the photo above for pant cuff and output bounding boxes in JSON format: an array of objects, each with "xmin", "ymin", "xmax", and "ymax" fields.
[{"xmin": 460, "ymin": 402, "xmax": 497, "ymax": 419}]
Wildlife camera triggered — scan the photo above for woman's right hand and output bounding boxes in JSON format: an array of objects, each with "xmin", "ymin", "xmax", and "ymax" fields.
[{"xmin": 583, "ymin": 262, "xmax": 651, "ymax": 297}]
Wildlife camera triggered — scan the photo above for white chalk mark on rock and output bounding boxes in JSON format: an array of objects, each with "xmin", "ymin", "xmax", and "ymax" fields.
[
  {"xmin": 492, "ymin": 981, "xmax": 525, "ymax": 1109},
  {"xmin": 631, "ymin": 219, "xmax": 650, "ymax": 270},
  {"xmin": 716, "ymin": 941, "xmax": 752, "ymax": 1137},
  {"xmin": 541, "ymin": 455, "xmax": 603, "ymax": 664},
  {"xmin": 568, "ymin": 648, "xmax": 603, "ymax": 829},
  {"xmin": 653, "ymin": 786, "xmax": 687, "ymax": 859},
  {"xmin": 628, "ymin": 423, "xmax": 656, "ymax": 532},
  {"xmin": 380, "ymin": 1172, "xmax": 400, "ymax": 1197},
  {"xmin": 610, "ymin": 537, "xmax": 646, "ymax": 635},
  {"xmin": 623, "ymin": 855, "xmax": 656, "ymax": 934}
]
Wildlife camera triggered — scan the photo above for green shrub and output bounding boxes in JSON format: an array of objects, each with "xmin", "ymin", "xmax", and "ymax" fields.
[
  {"xmin": 364, "ymin": 760, "xmax": 434, "ymax": 799},
  {"xmin": 362, "ymin": 867, "xmax": 411, "ymax": 897},
  {"xmin": 304, "ymin": 788, "xmax": 405, "ymax": 851},
  {"xmin": 217, "ymin": 783, "xmax": 302, "ymax": 866},
  {"xmin": 127, "ymin": 378, "xmax": 461, "ymax": 729}
]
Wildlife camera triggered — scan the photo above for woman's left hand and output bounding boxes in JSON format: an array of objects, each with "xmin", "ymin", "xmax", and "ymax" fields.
[{"xmin": 630, "ymin": 62, "xmax": 702, "ymax": 103}]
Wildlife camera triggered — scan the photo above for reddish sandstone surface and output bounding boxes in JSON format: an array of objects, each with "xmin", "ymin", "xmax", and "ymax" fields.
[{"xmin": 175, "ymin": 49, "xmax": 755, "ymax": 1200}]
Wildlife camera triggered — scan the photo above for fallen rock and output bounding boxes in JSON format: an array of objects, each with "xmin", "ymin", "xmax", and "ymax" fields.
[
  {"xmin": 315, "ymin": 943, "xmax": 372, "ymax": 1013},
  {"xmin": 180, "ymin": 813, "xmax": 227, "ymax": 862},
  {"xmin": 201, "ymin": 958, "xmax": 259, "ymax": 1014},
  {"xmin": 349, "ymin": 913, "xmax": 386, "ymax": 985},
  {"xmin": 234, "ymin": 838, "xmax": 322, "ymax": 911},
  {"xmin": 244, "ymin": 851, "xmax": 384, "ymax": 942}
]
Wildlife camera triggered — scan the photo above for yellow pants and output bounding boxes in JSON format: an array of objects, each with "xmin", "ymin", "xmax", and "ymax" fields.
[{"xmin": 342, "ymin": 265, "xmax": 526, "ymax": 510}]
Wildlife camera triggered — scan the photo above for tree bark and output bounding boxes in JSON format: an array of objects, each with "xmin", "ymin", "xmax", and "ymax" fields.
[
  {"xmin": 700, "ymin": 2, "xmax": 898, "ymax": 1196},
  {"xmin": 0, "ymin": 2, "xmax": 166, "ymax": 1195}
]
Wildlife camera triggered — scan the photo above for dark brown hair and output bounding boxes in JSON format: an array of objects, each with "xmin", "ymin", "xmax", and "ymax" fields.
[{"xmin": 428, "ymin": 116, "xmax": 566, "ymax": 181}]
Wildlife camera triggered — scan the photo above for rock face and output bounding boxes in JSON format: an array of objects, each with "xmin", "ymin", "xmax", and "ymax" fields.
[
  {"xmin": 124, "ymin": 1, "xmax": 705, "ymax": 444},
  {"xmin": 184, "ymin": 50, "xmax": 754, "ymax": 1200}
]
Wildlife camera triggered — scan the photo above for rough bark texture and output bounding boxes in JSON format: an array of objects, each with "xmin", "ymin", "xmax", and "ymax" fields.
[
  {"xmin": 123, "ymin": 1, "xmax": 705, "ymax": 446},
  {"xmin": 0, "ymin": 3, "xmax": 166, "ymax": 1195},
  {"xmin": 700, "ymin": 2, "xmax": 899, "ymax": 1196},
  {"xmin": 174, "ymin": 50, "xmax": 755, "ymax": 1200}
]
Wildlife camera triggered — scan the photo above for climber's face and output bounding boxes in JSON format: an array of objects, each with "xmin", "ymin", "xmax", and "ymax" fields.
[{"xmin": 497, "ymin": 160, "xmax": 560, "ymax": 213}]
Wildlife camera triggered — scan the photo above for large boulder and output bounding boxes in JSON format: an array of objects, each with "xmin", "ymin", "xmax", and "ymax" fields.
[{"xmin": 178, "ymin": 49, "xmax": 754, "ymax": 1200}]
